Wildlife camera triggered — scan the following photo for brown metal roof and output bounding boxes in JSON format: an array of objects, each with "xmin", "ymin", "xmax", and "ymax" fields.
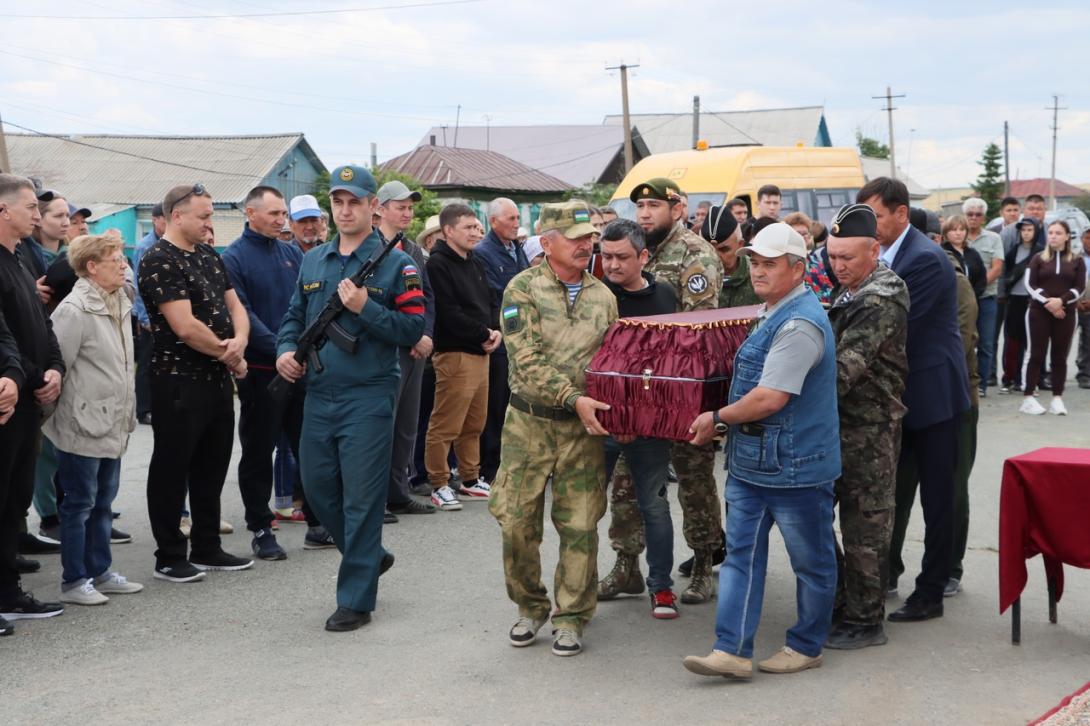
[{"xmin": 381, "ymin": 145, "xmax": 572, "ymax": 194}]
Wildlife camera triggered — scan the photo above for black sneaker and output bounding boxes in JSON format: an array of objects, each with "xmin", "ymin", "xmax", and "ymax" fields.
[
  {"xmin": 825, "ymin": 622, "xmax": 888, "ymax": 650},
  {"xmin": 138, "ymin": 412, "xmax": 152, "ymax": 425},
  {"xmin": 15, "ymin": 556, "xmax": 40, "ymax": 574},
  {"xmin": 154, "ymin": 560, "xmax": 207, "ymax": 583},
  {"xmin": 251, "ymin": 529, "xmax": 287, "ymax": 561},
  {"xmin": 190, "ymin": 550, "xmax": 254, "ymax": 571},
  {"xmin": 380, "ymin": 551, "xmax": 395, "ymax": 576},
  {"xmin": 383, "ymin": 509, "xmax": 399, "ymax": 524},
  {"xmin": 304, "ymin": 526, "xmax": 336, "ymax": 550},
  {"xmin": 325, "ymin": 607, "xmax": 371, "ymax": 632},
  {"xmin": 0, "ymin": 591, "xmax": 64, "ymax": 620},
  {"xmin": 110, "ymin": 527, "xmax": 133, "ymax": 545},
  {"xmin": 388, "ymin": 499, "xmax": 437, "ymax": 515},
  {"xmin": 18, "ymin": 532, "xmax": 60, "ymax": 555},
  {"xmin": 0, "ymin": 615, "xmax": 12, "ymax": 636}
]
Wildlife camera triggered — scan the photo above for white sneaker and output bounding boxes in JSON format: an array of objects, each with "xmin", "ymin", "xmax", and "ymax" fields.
[
  {"xmin": 1019, "ymin": 397, "xmax": 1046, "ymax": 415},
  {"xmin": 60, "ymin": 580, "xmax": 109, "ymax": 606},
  {"xmin": 95, "ymin": 572, "xmax": 144, "ymax": 594},
  {"xmin": 1049, "ymin": 397, "xmax": 1068, "ymax": 415},
  {"xmin": 430, "ymin": 485, "xmax": 463, "ymax": 511},
  {"xmin": 179, "ymin": 516, "xmax": 192, "ymax": 538},
  {"xmin": 460, "ymin": 479, "xmax": 491, "ymax": 500}
]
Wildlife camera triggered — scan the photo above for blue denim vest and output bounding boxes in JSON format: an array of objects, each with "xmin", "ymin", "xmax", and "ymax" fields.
[{"xmin": 727, "ymin": 287, "xmax": 841, "ymax": 488}]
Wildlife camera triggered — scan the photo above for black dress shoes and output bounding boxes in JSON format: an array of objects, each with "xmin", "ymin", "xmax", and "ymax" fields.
[
  {"xmin": 888, "ymin": 594, "xmax": 943, "ymax": 622},
  {"xmin": 380, "ymin": 551, "xmax": 394, "ymax": 575},
  {"xmin": 15, "ymin": 556, "xmax": 40, "ymax": 574},
  {"xmin": 325, "ymin": 607, "xmax": 372, "ymax": 632}
]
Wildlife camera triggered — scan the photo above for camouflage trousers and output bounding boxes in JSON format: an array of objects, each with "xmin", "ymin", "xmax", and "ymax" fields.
[
  {"xmin": 608, "ymin": 441, "xmax": 720, "ymax": 556},
  {"xmin": 489, "ymin": 408, "xmax": 606, "ymax": 634},
  {"xmin": 834, "ymin": 421, "xmax": 900, "ymax": 625}
]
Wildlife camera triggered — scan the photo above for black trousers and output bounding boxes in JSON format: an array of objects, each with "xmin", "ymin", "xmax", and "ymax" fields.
[
  {"xmin": 134, "ymin": 327, "xmax": 153, "ymax": 418},
  {"xmin": 479, "ymin": 351, "xmax": 510, "ymax": 483},
  {"xmin": 0, "ymin": 408, "xmax": 41, "ymax": 598},
  {"xmin": 147, "ymin": 376, "xmax": 235, "ymax": 564},
  {"xmin": 888, "ymin": 415, "xmax": 960, "ymax": 603},
  {"xmin": 236, "ymin": 368, "xmax": 311, "ymax": 532}
]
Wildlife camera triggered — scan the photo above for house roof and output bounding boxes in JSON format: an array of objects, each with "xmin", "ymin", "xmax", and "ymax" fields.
[
  {"xmin": 859, "ymin": 156, "xmax": 930, "ymax": 199},
  {"xmin": 415, "ymin": 125, "xmax": 639, "ymax": 187},
  {"xmin": 604, "ymin": 106, "xmax": 830, "ymax": 153},
  {"xmin": 1009, "ymin": 178, "xmax": 1086, "ymax": 199},
  {"xmin": 381, "ymin": 145, "xmax": 572, "ymax": 194},
  {"xmin": 6, "ymin": 132, "xmax": 324, "ymax": 206}
]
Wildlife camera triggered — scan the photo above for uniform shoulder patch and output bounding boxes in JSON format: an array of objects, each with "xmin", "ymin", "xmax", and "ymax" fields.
[
  {"xmin": 402, "ymin": 264, "xmax": 422, "ymax": 291},
  {"xmin": 502, "ymin": 304, "xmax": 521, "ymax": 333},
  {"xmin": 686, "ymin": 273, "xmax": 708, "ymax": 294}
]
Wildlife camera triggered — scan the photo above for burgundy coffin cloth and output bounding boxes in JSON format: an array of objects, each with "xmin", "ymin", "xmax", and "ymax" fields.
[
  {"xmin": 998, "ymin": 447, "xmax": 1090, "ymax": 614},
  {"xmin": 585, "ymin": 306, "xmax": 760, "ymax": 442}
]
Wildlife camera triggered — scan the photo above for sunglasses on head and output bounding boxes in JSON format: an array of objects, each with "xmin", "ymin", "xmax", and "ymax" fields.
[{"xmin": 167, "ymin": 183, "xmax": 206, "ymax": 215}]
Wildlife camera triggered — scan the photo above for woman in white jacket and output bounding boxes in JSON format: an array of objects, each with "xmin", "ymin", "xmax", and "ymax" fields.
[{"xmin": 42, "ymin": 234, "xmax": 143, "ymax": 605}]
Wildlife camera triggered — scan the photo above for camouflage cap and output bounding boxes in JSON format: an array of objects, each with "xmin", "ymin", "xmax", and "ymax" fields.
[
  {"xmin": 538, "ymin": 200, "xmax": 597, "ymax": 239},
  {"xmin": 629, "ymin": 177, "xmax": 683, "ymax": 203}
]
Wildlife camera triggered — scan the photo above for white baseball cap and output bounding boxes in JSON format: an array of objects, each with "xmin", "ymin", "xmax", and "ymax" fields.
[
  {"xmin": 289, "ymin": 194, "xmax": 322, "ymax": 221},
  {"xmin": 739, "ymin": 222, "xmax": 808, "ymax": 259}
]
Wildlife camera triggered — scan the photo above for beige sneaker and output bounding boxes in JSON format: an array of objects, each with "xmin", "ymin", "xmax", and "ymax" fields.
[
  {"xmin": 758, "ymin": 645, "xmax": 823, "ymax": 674},
  {"xmin": 179, "ymin": 516, "xmax": 192, "ymax": 538},
  {"xmin": 219, "ymin": 519, "xmax": 234, "ymax": 535},
  {"xmin": 682, "ymin": 650, "xmax": 753, "ymax": 679}
]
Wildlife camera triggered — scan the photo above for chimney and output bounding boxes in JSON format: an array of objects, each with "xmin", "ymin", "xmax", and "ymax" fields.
[{"xmin": 430, "ymin": 135, "xmax": 436, "ymax": 146}]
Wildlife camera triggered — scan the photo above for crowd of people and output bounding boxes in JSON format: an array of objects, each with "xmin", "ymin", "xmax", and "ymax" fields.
[{"xmin": 0, "ymin": 165, "xmax": 1085, "ymax": 672}]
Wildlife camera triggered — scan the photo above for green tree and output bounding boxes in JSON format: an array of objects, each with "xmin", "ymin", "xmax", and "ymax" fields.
[
  {"xmin": 563, "ymin": 182, "xmax": 618, "ymax": 208},
  {"xmin": 855, "ymin": 130, "xmax": 889, "ymax": 159},
  {"xmin": 314, "ymin": 167, "xmax": 441, "ymax": 240},
  {"xmin": 970, "ymin": 143, "xmax": 1005, "ymax": 218},
  {"xmin": 1070, "ymin": 193, "xmax": 1090, "ymax": 216}
]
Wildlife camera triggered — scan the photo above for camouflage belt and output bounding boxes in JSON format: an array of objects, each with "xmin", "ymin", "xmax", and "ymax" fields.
[{"xmin": 509, "ymin": 394, "xmax": 575, "ymax": 421}]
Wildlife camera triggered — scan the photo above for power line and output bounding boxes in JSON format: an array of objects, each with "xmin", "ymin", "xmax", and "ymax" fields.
[
  {"xmin": 871, "ymin": 86, "xmax": 905, "ymax": 178},
  {"xmin": 0, "ymin": 0, "xmax": 481, "ymax": 20}
]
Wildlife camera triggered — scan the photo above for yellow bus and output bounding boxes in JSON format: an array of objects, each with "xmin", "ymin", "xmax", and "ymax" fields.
[{"xmin": 609, "ymin": 145, "xmax": 866, "ymax": 226}]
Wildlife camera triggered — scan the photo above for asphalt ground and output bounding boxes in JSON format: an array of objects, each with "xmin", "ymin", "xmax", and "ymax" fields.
[{"xmin": 5, "ymin": 385, "xmax": 1090, "ymax": 725}]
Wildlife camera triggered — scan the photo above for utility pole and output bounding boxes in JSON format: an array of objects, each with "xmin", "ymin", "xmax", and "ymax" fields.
[
  {"xmin": 483, "ymin": 114, "xmax": 492, "ymax": 151},
  {"xmin": 606, "ymin": 62, "xmax": 639, "ymax": 173},
  {"xmin": 1003, "ymin": 120, "xmax": 1010, "ymax": 197},
  {"xmin": 370, "ymin": 142, "xmax": 378, "ymax": 169},
  {"xmin": 872, "ymin": 86, "xmax": 905, "ymax": 179},
  {"xmin": 0, "ymin": 108, "xmax": 10, "ymax": 173},
  {"xmin": 692, "ymin": 95, "xmax": 700, "ymax": 149},
  {"xmin": 453, "ymin": 104, "xmax": 461, "ymax": 148},
  {"xmin": 1046, "ymin": 95, "xmax": 1066, "ymax": 210}
]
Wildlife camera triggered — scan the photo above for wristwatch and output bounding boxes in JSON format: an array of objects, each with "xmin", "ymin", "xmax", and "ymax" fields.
[{"xmin": 712, "ymin": 409, "xmax": 728, "ymax": 434}]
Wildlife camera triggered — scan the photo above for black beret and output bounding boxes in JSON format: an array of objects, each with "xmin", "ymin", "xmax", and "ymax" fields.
[
  {"xmin": 699, "ymin": 205, "xmax": 739, "ymax": 244},
  {"xmin": 830, "ymin": 203, "xmax": 878, "ymax": 239}
]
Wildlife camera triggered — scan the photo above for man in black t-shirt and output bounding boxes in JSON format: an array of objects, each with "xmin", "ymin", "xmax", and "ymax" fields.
[{"xmin": 138, "ymin": 184, "xmax": 253, "ymax": 583}]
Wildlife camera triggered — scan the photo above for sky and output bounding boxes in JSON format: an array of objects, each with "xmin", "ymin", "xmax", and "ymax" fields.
[{"xmin": 1, "ymin": 0, "xmax": 1088, "ymax": 193}]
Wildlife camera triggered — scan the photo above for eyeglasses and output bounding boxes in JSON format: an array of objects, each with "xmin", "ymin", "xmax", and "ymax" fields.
[
  {"xmin": 166, "ymin": 183, "xmax": 206, "ymax": 215},
  {"xmin": 965, "ymin": 212, "xmax": 984, "ymax": 217}
]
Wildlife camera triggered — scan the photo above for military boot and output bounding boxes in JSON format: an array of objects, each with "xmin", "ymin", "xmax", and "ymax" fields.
[
  {"xmin": 597, "ymin": 553, "xmax": 645, "ymax": 600},
  {"xmin": 681, "ymin": 549, "xmax": 716, "ymax": 604}
]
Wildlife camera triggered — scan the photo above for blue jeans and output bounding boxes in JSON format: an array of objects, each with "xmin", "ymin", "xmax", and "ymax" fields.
[
  {"xmin": 604, "ymin": 437, "xmax": 674, "ymax": 591},
  {"xmin": 56, "ymin": 451, "xmax": 121, "ymax": 587},
  {"xmin": 976, "ymin": 296, "xmax": 998, "ymax": 391},
  {"xmin": 273, "ymin": 433, "xmax": 298, "ymax": 510},
  {"xmin": 714, "ymin": 475, "xmax": 836, "ymax": 658}
]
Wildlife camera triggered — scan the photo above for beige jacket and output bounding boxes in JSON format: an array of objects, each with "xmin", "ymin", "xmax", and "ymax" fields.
[{"xmin": 42, "ymin": 277, "xmax": 136, "ymax": 458}]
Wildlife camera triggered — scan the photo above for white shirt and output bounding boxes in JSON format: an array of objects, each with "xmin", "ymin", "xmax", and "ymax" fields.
[{"xmin": 879, "ymin": 224, "xmax": 911, "ymax": 268}]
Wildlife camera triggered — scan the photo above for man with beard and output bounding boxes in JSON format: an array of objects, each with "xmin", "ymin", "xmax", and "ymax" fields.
[
  {"xmin": 598, "ymin": 177, "xmax": 723, "ymax": 606},
  {"xmin": 289, "ymin": 195, "xmax": 325, "ymax": 254}
]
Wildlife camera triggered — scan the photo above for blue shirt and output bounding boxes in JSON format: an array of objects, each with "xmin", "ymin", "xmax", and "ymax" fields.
[{"xmin": 131, "ymin": 231, "xmax": 159, "ymax": 327}]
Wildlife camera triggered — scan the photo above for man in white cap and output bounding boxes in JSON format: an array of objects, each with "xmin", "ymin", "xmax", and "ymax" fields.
[
  {"xmin": 683, "ymin": 222, "xmax": 841, "ymax": 681},
  {"xmin": 289, "ymin": 194, "xmax": 325, "ymax": 254}
]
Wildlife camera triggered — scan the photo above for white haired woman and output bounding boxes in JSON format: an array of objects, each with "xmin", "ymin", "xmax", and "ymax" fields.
[{"xmin": 42, "ymin": 234, "xmax": 143, "ymax": 605}]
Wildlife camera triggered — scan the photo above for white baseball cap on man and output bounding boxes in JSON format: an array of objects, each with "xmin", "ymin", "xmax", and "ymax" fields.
[
  {"xmin": 289, "ymin": 194, "xmax": 322, "ymax": 221},
  {"xmin": 739, "ymin": 222, "xmax": 808, "ymax": 259}
]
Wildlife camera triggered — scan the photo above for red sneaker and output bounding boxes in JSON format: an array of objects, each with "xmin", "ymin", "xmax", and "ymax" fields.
[{"xmin": 651, "ymin": 589, "xmax": 679, "ymax": 620}]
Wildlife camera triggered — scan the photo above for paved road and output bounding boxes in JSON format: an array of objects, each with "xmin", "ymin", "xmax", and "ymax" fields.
[{"xmin": 5, "ymin": 387, "xmax": 1090, "ymax": 725}]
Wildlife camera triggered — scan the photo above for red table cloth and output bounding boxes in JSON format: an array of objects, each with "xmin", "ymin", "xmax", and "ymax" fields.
[{"xmin": 998, "ymin": 447, "xmax": 1090, "ymax": 614}]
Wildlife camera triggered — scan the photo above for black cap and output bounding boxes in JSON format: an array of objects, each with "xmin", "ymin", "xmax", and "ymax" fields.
[
  {"xmin": 151, "ymin": 203, "xmax": 164, "ymax": 218},
  {"xmin": 909, "ymin": 207, "xmax": 929, "ymax": 234},
  {"xmin": 44, "ymin": 256, "xmax": 77, "ymax": 303},
  {"xmin": 829, "ymin": 203, "xmax": 877, "ymax": 239},
  {"xmin": 699, "ymin": 205, "xmax": 739, "ymax": 244}
]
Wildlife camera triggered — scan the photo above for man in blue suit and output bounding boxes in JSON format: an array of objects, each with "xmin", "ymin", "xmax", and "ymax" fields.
[{"xmin": 859, "ymin": 178, "xmax": 969, "ymax": 622}]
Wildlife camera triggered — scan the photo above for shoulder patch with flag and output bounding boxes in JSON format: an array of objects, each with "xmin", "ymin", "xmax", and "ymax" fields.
[
  {"xmin": 402, "ymin": 264, "xmax": 422, "ymax": 291},
  {"xmin": 502, "ymin": 305, "xmax": 521, "ymax": 333},
  {"xmin": 395, "ymin": 263, "xmax": 425, "ymax": 315}
]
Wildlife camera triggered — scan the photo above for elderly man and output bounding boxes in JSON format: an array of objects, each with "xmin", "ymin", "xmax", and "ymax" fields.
[
  {"xmin": 683, "ymin": 223, "xmax": 840, "ymax": 680},
  {"xmin": 475, "ymin": 197, "xmax": 529, "ymax": 485},
  {"xmin": 822, "ymin": 204, "xmax": 908, "ymax": 650},
  {"xmin": 288, "ymin": 195, "xmax": 325, "ymax": 254},
  {"xmin": 963, "ymin": 198, "xmax": 1003, "ymax": 397},
  {"xmin": 488, "ymin": 201, "xmax": 617, "ymax": 657}
]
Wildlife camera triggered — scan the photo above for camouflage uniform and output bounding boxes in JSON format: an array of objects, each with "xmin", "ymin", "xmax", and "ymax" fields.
[
  {"xmin": 827, "ymin": 265, "xmax": 908, "ymax": 626},
  {"xmin": 719, "ymin": 254, "xmax": 761, "ymax": 309},
  {"xmin": 488, "ymin": 256, "xmax": 617, "ymax": 634}
]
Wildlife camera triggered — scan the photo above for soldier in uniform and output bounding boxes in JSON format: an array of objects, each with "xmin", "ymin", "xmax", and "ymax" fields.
[
  {"xmin": 488, "ymin": 201, "xmax": 618, "ymax": 657},
  {"xmin": 276, "ymin": 165, "xmax": 426, "ymax": 632},
  {"xmin": 823, "ymin": 204, "xmax": 908, "ymax": 650},
  {"xmin": 598, "ymin": 177, "xmax": 724, "ymax": 606}
]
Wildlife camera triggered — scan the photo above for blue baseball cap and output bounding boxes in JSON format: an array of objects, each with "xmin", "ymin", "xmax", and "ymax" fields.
[
  {"xmin": 329, "ymin": 165, "xmax": 377, "ymax": 198},
  {"xmin": 67, "ymin": 202, "xmax": 92, "ymax": 219}
]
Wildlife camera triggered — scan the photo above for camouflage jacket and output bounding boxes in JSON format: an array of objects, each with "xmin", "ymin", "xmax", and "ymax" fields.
[
  {"xmin": 945, "ymin": 248, "xmax": 980, "ymax": 408},
  {"xmin": 501, "ymin": 260, "xmax": 617, "ymax": 410},
  {"xmin": 719, "ymin": 254, "xmax": 761, "ymax": 309},
  {"xmin": 646, "ymin": 223, "xmax": 723, "ymax": 311},
  {"xmin": 828, "ymin": 265, "xmax": 909, "ymax": 428}
]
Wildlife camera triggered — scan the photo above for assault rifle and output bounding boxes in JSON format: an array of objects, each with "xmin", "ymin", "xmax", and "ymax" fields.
[{"xmin": 267, "ymin": 235, "xmax": 400, "ymax": 404}]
